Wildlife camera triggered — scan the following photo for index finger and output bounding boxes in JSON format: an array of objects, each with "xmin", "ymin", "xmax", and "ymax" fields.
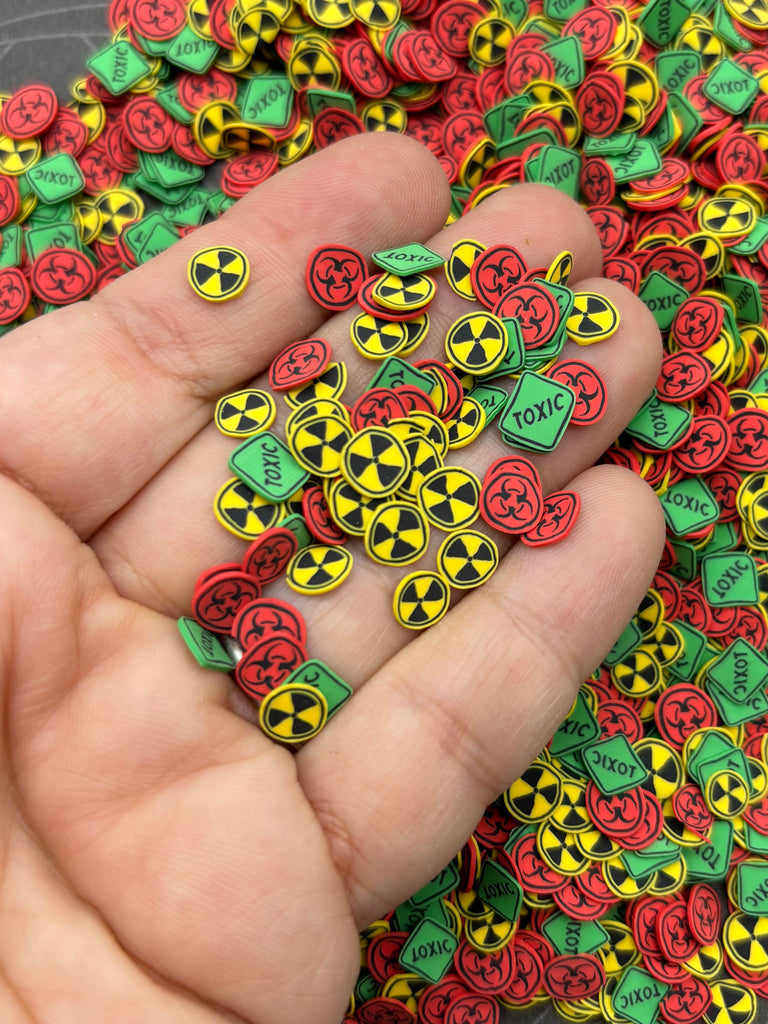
[{"xmin": 0, "ymin": 133, "xmax": 450, "ymax": 537}]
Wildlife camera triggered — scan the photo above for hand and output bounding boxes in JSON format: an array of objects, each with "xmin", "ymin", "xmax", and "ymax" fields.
[{"xmin": 0, "ymin": 133, "xmax": 664, "ymax": 1024}]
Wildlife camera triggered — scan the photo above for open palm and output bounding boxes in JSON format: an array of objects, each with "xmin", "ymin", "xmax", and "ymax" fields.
[{"xmin": 0, "ymin": 134, "xmax": 664, "ymax": 1024}]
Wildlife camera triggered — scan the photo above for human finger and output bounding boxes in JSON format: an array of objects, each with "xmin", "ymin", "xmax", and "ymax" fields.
[
  {"xmin": 0, "ymin": 132, "xmax": 450, "ymax": 537},
  {"xmin": 90, "ymin": 183, "xmax": 614, "ymax": 613},
  {"xmin": 297, "ymin": 465, "xmax": 666, "ymax": 928}
]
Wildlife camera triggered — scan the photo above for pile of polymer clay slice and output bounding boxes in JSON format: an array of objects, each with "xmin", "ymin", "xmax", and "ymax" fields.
[{"xmin": 3, "ymin": 0, "xmax": 768, "ymax": 1022}]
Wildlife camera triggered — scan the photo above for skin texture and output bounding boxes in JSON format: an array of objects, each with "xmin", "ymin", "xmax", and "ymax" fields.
[{"xmin": 0, "ymin": 133, "xmax": 665, "ymax": 1024}]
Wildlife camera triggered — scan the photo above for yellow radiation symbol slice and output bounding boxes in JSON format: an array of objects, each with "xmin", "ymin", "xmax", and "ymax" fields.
[
  {"xmin": 468, "ymin": 16, "xmax": 514, "ymax": 66},
  {"xmin": 698, "ymin": 197, "xmax": 757, "ymax": 239},
  {"xmin": 399, "ymin": 314, "xmax": 430, "ymax": 356},
  {"xmin": 325, "ymin": 477, "xmax": 389, "ymax": 536},
  {"xmin": 361, "ymin": 99, "xmax": 407, "ymax": 133},
  {"xmin": 351, "ymin": 313, "xmax": 409, "ymax": 359},
  {"xmin": 288, "ymin": 414, "xmax": 352, "ymax": 477},
  {"xmin": 215, "ymin": 388, "xmax": 276, "ymax": 437},
  {"xmin": 286, "ymin": 544, "xmax": 353, "ymax": 594},
  {"xmin": 459, "ymin": 137, "xmax": 497, "ymax": 190},
  {"xmin": 410, "ymin": 411, "xmax": 449, "ymax": 457},
  {"xmin": 259, "ymin": 683, "xmax": 328, "ymax": 744},
  {"xmin": 0, "ymin": 133, "xmax": 40, "ymax": 176},
  {"xmin": 393, "ymin": 570, "xmax": 450, "ymax": 630},
  {"xmin": 726, "ymin": 0, "xmax": 768, "ymax": 28},
  {"xmin": 188, "ymin": 245, "xmax": 250, "ymax": 302},
  {"xmin": 437, "ymin": 529, "xmax": 498, "ymax": 589},
  {"xmin": 610, "ymin": 648, "xmax": 662, "ymax": 699},
  {"xmin": 95, "ymin": 188, "xmax": 145, "ymax": 245},
  {"xmin": 704, "ymin": 980, "xmax": 756, "ymax": 1024},
  {"xmin": 371, "ymin": 271, "xmax": 436, "ymax": 312},
  {"xmin": 444, "ymin": 311, "xmax": 508, "ymax": 374},
  {"xmin": 418, "ymin": 466, "xmax": 481, "ymax": 530},
  {"xmin": 566, "ymin": 291, "xmax": 620, "ymax": 344},
  {"xmin": 537, "ymin": 822, "xmax": 588, "ymax": 876},
  {"xmin": 193, "ymin": 100, "xmax": 241, "ymax": 158},
  {"xmin": 704, "ymin": 770, "xmax": 749, "ymax": 819},
  {"xmin": 446, "ymin": 397, "xmax": 486, "ymax": 449},
  {"xmin": 602, "ymin": 856, "xmax": 654, "ymax": 899},
  {"xmin": 287, "ymin": 42, "xmax": 341, "ymax": 90},
  {"xmin": 284, "ymin": 362, "xmax": 347, "ymax": 407},
  {"xmin": 550, "ymin": 780, "xmax": 591, "ymax": 832},
  {"xmin": 445, "ymin": 239, "xmax": 486, "ymax": 300},
  {"xmin": 342, "ymin": 426, "xmax": 410, "ymax": 497},
  {"xmin": 504, "ymin": 759, "xmax": 562, "ymax": 823},
  {"xmin": 365, "ymin": 501, "xmax": 429, "ymax": 565},
  {"xmin": 286, "ymin": 398, "xmax": 350, "ymax": 437},
  {"xmin": 350, "ymin": 0, "xmax": 400, "ymax": 29},
  {"xmin": 635, "ymin": 738, "xmax": 683, "ymax": 802},
  {"xmin": 599, "ymin": 922, "xmax": 640, "ymax": 976},
  {"xmin": 398, "ymin": 435, "xmax": 443, "ymax": 500},
  {"xmin": 278, "ymin": 117, "xmax": 313, "ymax": 166},
  {"xmin": 634, "ymin": 587, "xmax": 665, "ymax": 637},
  {"xmin": 546, "ymin": 250, "xmax": 574, "ymax": 286},
  {"xmin": 306, "ymin": 0, "xmax": 355, "ymax": 27},
  {"xmin": 465, "ymin": 910, "xmax": 515, "ymax": 952},
  {"xmin": 724, "ymin": 912, "xmax": 768, "ymax": 973},
  {"xmin": 214, "ymin": 477, "xmax": 284, "ymax": 539},
  {"xmin": 380, "ymin": 974, "xmax": 427, "ymax": 1012}
]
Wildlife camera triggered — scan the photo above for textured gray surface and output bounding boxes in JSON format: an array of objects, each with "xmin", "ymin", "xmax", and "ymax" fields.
[{"xmin": 0, "ymin": 0, "xmax": 110, "ymax": 96}]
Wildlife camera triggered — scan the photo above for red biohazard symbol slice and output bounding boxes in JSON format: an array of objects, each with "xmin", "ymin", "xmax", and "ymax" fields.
[
  {"xmin": 493, "ymin": 281, "xmax": 559, "ymax": 350},
  {"xmin": 576, "ymin": 71, "xmax": 624, "ymax": 137},
  {"xmin": 718, "ymin": 129, "xmax": 765, "ymax": 183},
  {"xmin": 641, "ymin": 246, "xmax": 706, "ymax": 296},
  {"xmin": 454, "ymin": 940, "xmax": 515, "ymax": 994},
  {"xmin": 30, "ymin": 248, "xmax": 97, "ymax": 305},
  {"xmin": 302, "ymin": 482, "xmax": 346, "ymax": 545},
  {"xmin": 351, "ymin": 388, "xmax": 408, "ymax": 431},
  {"xmin": 341, "ymin": 37, "xmax": 393, "ymax": 98},
  {"xmin": 431, "ymin": 1, "xmax": 484, "ymax": 57},
  {"xmin": 672, "ymin": 785, "xmax": 714, "ymax": 840},
  {"xmin": 469, "ymin": 244, "xmax": 527, "ymax": 308},
  {"xmin": 520, "ymin": 490, "xmax": 580, "ymax": 547},
  {"xmin": 580, "ymin": 157, "xmax": 615, "ymax": 205},
  {"xmin": 0, "ymin": 83, "xmax": 58, "ymax": 139},
  {"xmin": 305, "ymin": 244, "xmax": 367, "ymax": 312},
  {"xmin": 657, "ymin": 351, "xmax": 712, "ymax": 403},
  {"xmin": 356, "ymin": 997, "xmax": 416, "ymax": 1024},
  {"xmin": 585, "ymin": 782, "xmax": 644, "ymax": 840},
  {"xmin": 235, "ymin": 636, "xmax": 308, "ymax": 702},
  {"xmin": 505, "ymin": 48, "xmax": 555, "ymax": 92},
  {"xmin": 596, "ymin": 699, "xmax": 643, "ymax": 743},
  {"xmin": 241, "ymin": 526, "xmax": 299, "ymax": 585},
  {"xmin": 543, "ymin": 954, "xmax": 605, "ymax": 1000},
  {"xmin": 660, "ymin": 974, "xmax": 713, "ymax": 1024},
  {"xmin": 688, "ymin": 883, "xmax": 722, "ymax": 946},
  {"xmin": 419, "ymin": 977, "xmax": 475, "ymax": 1024},
  {"xmin": 672, "ymin": 296, "xmax": 724, "ymax": 352},
  {"xmin": 562, "ymin": 7, "xmax": 618, "ymax": 58},
  {"xmin": 546, "ymin": 360, "xmax": 607, "ymax": 425},
  {"xmin": 585, "ymin": 205, "xmax": 629, "ymax": 258},
  {"xmin": 657, "ymin": 900, "xmax": 699, "ymax": 963},
  {"xmin": 445, "ymin": 994, "xmax": 498, "ymax": 1024},
  {"xmin": 480, "ymin": 456, "xmax": 543, "ymax": 534},
  {"xmin": 673, "ymin": 416, "xmax": 731, "ymax": 475},
  {"xmin": 727, "ymin": 409, "xmax": 768, "ymax": 470},
  {"xmin": 415, "ymin": 360, "xmax": 464, "ymax": 421},
  {"xmin": 192, "ymin": 570, "xmax": 262, "ymax": 632},
  {"xmin": 654, "ymin": 685, "xmax": 718, "ymax": 751},
  {"xmin": 313, "ymin": 107, "xmax": 364, "ymax": 149},
  {"xmin": 132, "ymin": 0, "xmax": 187, "ymax": 38},
  {"xmin": 0, "ymin": 267, "xmax": 31, "ymax": 324},
  {"xmin": 221, "ymin": 152, "xmax": 279, "ymax": 196},
  {"xmin": 231, "ymin": 597, "xmax": 306, "ymax": 650},
  {"xmin": 122, "ymin": 95, "xmax": 174, "ymax": 153},
  {"xmin": 269, "ymin": 338, "xmax": 332, "ymax": 391},
  {"xmin": 0, "ymin": 175, "xmax": 20, "ymax": 226}
]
